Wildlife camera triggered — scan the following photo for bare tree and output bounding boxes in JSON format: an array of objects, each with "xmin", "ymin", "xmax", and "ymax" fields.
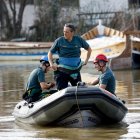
[
  {"xmin": 0, "ymin": 0, "xmax": 12, "ymax": 39},
  {"xmin": 0, "ymin": 0, "xmax": 27, "ymax": 40}
]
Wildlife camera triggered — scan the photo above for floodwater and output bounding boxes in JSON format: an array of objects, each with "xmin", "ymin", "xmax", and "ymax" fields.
[{"xmin": 0, "ymin": 62, "xmax": 140, "ymax": 140}]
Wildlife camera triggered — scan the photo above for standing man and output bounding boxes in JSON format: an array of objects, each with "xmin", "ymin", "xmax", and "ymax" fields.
[
  {"xmin": 91, "ymin": 54, "xmax": 116, "ymax": 95},
  {"xmin": 48, "ymin": 23, "xmax": 92, "ymax": 90}
]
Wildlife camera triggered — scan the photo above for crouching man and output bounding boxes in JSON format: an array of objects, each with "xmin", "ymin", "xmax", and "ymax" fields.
[{"xmin": 22, "ymin": 55, "xmax": 55, "ymax": 103}]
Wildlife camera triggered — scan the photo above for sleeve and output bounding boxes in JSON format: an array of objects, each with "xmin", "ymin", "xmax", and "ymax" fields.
[
  {"xmin": 38, "ymin": 70, "xmax": 45, "ymax": 83},
  {"xmin": 100, "ymin": 74, "xmax": 108, "ymax": 85},
  {"xmin": 79, "ymin": 36, "xmax": 90, "ymax": 50},
  {"xmin": 50, "ymin": 38, "xmax": 60, "ymax": 54}
]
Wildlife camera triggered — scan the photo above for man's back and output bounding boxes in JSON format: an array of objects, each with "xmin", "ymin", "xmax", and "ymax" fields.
[{"xmin": 99, "ymin": 67, "xmax": 116, "ymax": 94}]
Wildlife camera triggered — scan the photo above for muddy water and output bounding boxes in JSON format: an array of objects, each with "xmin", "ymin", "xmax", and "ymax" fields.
[{"xmin": 0, "ymin": 62, "xmax": 140, "ymax": 140}]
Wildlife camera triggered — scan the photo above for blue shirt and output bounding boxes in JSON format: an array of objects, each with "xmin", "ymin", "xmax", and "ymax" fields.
[
  {"xmin": 50, "ymin": 36, "xmax": 89, "ymax": 67},
  {"xmin": 26, "ymin": 67, "xmax": 45, "ymax": 90},
  {"xmin": 99, "ymin": 67, "xmax": 116, "ymax": 94}
]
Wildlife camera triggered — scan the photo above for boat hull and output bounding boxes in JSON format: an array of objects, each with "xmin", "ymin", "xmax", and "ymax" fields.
[
  {"xmin": 81, "ymin": 25, "xmax": 140, "ymax": 70},
  {"xmin": 132, "ymin": 50, "xmax": 140, "ymax": 69},
  {"xmin": 13, "ymin": 86, "xmax": 128, "ymax": 128},
  {"xmin": 132, "ymin": 39, "xmax": 140, "ymax": 69},
  {"xmin": 0, "ymin": 42, "xmax": 53, "ymax": 61}
]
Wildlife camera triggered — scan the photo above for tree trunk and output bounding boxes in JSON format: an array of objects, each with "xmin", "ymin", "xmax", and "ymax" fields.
[
  {"xmin": 9, "ymin": 0, "xmax": 27, "ymax": 38},
  {"xmin": 0, "ymin": 0, "xmax": 13, "ymax": 39},
  {"xmin": 0, "ymin": 0, "xmax": 27, "ymax": 40}
]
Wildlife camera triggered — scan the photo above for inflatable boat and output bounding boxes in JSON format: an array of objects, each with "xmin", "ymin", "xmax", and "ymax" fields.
[{"xmin": 12, "ymin": 83, "xmax": 128, "ymax": 128}]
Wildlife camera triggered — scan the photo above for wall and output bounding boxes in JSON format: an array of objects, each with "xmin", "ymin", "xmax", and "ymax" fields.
[
  {"xmin": 79, "ymin": 0, "xmax": 128, "ymax": 13},
  {"xmin": 22, "ymin": 5, "xmax": 37, "ymax": 32}
]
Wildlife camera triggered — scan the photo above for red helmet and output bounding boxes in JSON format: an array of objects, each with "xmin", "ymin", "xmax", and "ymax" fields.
[{"xmin": 93, "ymin": 54, "xmax": 108, "ymax": 64}]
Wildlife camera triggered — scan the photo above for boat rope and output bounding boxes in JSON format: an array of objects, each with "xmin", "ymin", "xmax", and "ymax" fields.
[{"xmin": 75, "ymin": 82, "xmax": 84, "ymax": 128}]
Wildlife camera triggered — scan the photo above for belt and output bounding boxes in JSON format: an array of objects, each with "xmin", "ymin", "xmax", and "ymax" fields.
[{"xmin": 57, "ymin": 61, "xmax": 83, "ymax": 74}]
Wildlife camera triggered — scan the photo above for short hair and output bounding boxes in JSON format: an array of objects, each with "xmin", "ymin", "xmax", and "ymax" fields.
[{"xmin": 64, "ymin": 23, "xmax": 76, "ymax": 32}]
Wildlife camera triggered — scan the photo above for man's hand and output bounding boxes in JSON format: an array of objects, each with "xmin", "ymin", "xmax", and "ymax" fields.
[
  {"xmin": 83, "ymin": 61, "xmax": 88, "ymax": 65},
  {"xmin": 50, "ymin": 64, "xmax": 58, "ymax": 71},
  {"xmin": 47, "ymin": 82, "xmax": 55, "ymax": 89}
]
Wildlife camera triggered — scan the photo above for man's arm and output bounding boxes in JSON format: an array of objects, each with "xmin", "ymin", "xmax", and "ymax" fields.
[
  {"xmin": 99, "ymin": 84, "xmax": 106, "ymax": 89},
  {"xmin": 83, "ymin": 47, "xmax": 92, "ymax": 65},
  {"xmin": 92, "ymin": 78, "xmax": 106, "ymax": 89},
  {"xmin": 40, "ymin": 82, "xmax": 55, "ymax": 90},
  {"xmin": 48, "ymin": 51, "xmax": 57, "ymax": 71},
  {"xmin": 91, "ymin": 78, "xmax": 99, "ymax": 85},
  {"xmin": 48, "ymin": 51, "xmax": 54, "ymax": 66}
]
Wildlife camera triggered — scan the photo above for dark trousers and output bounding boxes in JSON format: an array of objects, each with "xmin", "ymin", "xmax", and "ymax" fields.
[
  {"xmin": 22, "ymin": 88, "xmax": 57, "ymax": 103},
  {"xmin": 54, "ymin": 71, "xmax": 81, "ymax": 90},
  {"xmin": 22, "ymin": 88, "xmax": 42, "ymax": 103}
]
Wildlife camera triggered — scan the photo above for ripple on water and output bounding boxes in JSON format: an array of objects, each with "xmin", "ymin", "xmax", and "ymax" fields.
[{"xmin": 0, "ymin": 116, "xmax": 15, "ymax": 122}]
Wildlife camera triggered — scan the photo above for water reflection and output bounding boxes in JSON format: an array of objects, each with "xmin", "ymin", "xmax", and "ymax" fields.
[
  {"xmin": 0, "ymin": 62, "xmax": 140, "ymax": 140},
  {"xmin": 114, "ymin": 70, "xmax": 140, "ymax": 114},
  {"xmin": 1, "ymin": 121, "xmax": 128, "ymax": 140}
]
